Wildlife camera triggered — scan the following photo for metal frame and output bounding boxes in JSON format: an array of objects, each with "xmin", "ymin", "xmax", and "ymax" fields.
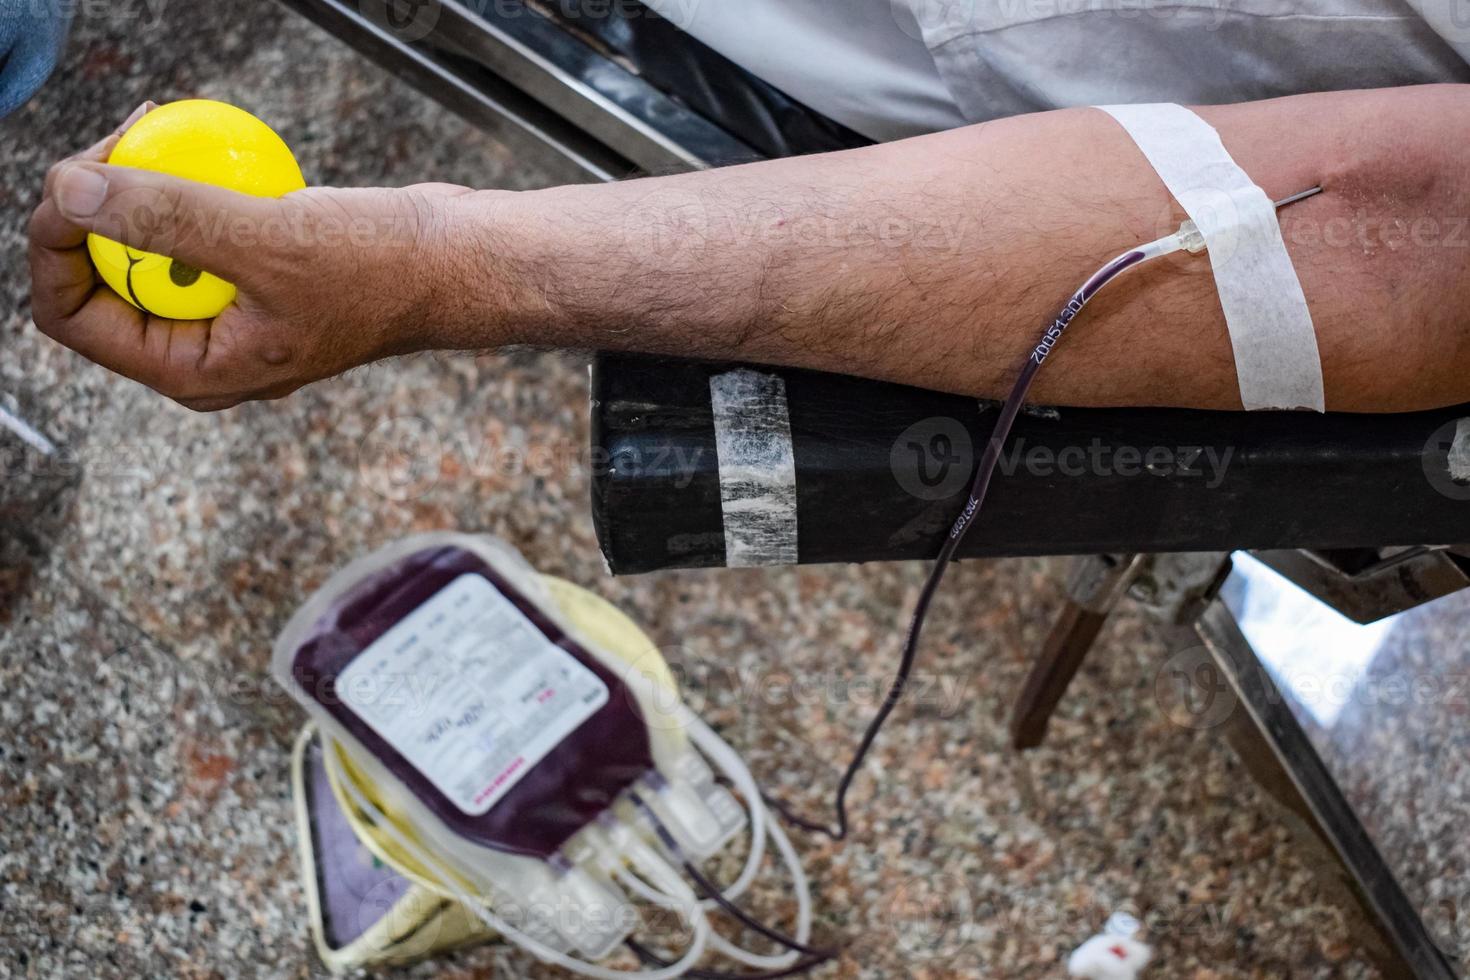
[
  {"xmin": 1014, "ymin": 550, "xmax": 1468, "ymax": 978},
  {"xmin": 1251, "ymin": 546, "xmax": 1470, "ymax": 624},
  {"xmin": 1195, "ymin": 599, "xmax": 1461, "ymax": 978},
  {"xmin": 273, "ymin": 0, "xmax": 756, "ymax": 180}
]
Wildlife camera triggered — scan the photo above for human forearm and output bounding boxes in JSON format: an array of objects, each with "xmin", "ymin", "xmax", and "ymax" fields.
[
  {"xmin": 31, "ymin": 86, "xmax": 1470, "ymax": 411},
  {"xmin": 441, "ymin": 84, "xmax": 1470, "ymax": 412}
]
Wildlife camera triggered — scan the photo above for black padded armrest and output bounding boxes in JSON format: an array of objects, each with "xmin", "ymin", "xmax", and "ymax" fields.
[{"xmin": 590, "ymin": 354, "xmax": 1470, "ymax": 574}]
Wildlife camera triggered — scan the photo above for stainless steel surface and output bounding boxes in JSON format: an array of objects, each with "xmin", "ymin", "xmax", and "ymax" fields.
[
  {"xmin": 1251, "ymin": 547, "xmax": 1470, "ymax": 624},
  {"xmin": 435, "ymin": 0, "xmax": 743, "ymax": 171},
  {"xmin": 278, "ymin": 0, "xmax": 625, "ymax": 179},
  {"xmin": 1197, "ymin": 594, "xmax": 1464, "ymax": 979},
  {"xmin": 275, "ymin": 0, "xmax": 756, "ymax": 179},
  {"xmin": 1030, "ymin": 549, "xmax": 1468, "ymax": 976}
]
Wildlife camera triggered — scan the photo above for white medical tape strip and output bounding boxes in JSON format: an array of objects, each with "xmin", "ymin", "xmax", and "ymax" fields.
[
  {"xmin": 709, "ymin": 369, "xmax": 798, "ymax": 567},
  {"xmin": 1098, "ymin": 104, "xmax": 1325, "ymax": 413}
]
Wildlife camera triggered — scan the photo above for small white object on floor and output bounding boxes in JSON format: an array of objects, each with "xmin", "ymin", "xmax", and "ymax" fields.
[
  {"xmin": 1067, "ymin": 912, "xmax": 1152, "ymax": 980},
  {"xmin": 0, "ymin": 400, "xmax": 56, "ymax": 456}
]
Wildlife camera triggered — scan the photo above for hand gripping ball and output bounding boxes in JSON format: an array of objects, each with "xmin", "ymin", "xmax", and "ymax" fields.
[{"xmin": 86, "ymin": 100, "xmax": 306, "ymax": 321}]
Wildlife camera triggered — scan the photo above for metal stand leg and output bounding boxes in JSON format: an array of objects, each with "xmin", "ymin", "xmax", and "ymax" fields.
[
  {"xmin": 1011, "ymin": 552, "xmax": 1228, "ymax": 750},
  {"xmin": 1020, "ymin": 549, "xmax": 1465, "ymax": 977},
  {"xmin": 1011, "ymin": 554, "xmax": 1142, "ymax": 749}
]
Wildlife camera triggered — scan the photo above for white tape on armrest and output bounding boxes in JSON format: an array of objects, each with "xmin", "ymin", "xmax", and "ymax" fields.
[
  {"xmin": 1098, "ymin": 104, "xmax": 1325, "ymax": 413},
  {"xmin": 709, "ymin": 369, "xmax": 799, "ymax": 567},
  {"xmin": 1449, "ymin": 419, "xmax": 1470, "ymax": 483}
]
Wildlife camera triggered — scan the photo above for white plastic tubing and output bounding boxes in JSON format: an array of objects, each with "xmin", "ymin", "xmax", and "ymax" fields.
[{"xmin": 326, "ymin": 703, "xmax": 814, "ymax": 979}]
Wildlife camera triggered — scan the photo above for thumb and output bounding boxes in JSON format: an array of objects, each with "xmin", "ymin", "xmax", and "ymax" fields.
[{"xmin": 52, "ymin": 161, "xmax": 284, "ymax": 276}]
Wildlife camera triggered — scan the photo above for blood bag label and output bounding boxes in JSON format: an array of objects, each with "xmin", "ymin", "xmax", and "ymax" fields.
[{"xmin": 337, "ymin": 573, "xmax": 609, "ymax": 815}]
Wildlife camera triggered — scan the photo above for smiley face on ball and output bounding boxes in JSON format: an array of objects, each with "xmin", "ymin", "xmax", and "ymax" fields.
[
  {"xmin": 88, "ymin": 237, "xmax": 236, "ymax": 322},
  {"xmin": 86, "ymin": 99, "xmax": 306, "ymax": 321}
]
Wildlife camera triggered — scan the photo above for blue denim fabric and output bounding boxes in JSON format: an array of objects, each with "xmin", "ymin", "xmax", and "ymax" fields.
[{"xmin": 0, "ymin": 0, "xmax": 74, "ymax": 118}]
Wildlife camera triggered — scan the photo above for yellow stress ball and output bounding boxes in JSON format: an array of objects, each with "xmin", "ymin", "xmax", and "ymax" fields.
[{"xmin": 86, "ymin": 99, "xmax": 306, "ymax": 321}]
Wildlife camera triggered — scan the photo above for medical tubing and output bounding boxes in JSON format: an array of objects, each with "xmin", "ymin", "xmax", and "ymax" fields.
[
  {"xmin": 320, "ymin": 703, "xmax": 818, "ymax": 976},
  {"xmin": 627, "ymin": 815, "xmax": 830, "ymax": 980},
  {"xmin": 679, "ymin": 857, "xmax": 831, "ymax": 960},
  {"xmin": 614, "ymin": 868, "xmax": 802, "ymax": 971},
  {"xmin": 325, "ymin": 748, "xmax": 712, "ymax": 980},
  {"xmin": 625, "ymin": 939, "xmax": 830, "ymax": 980},
  {"xmin": 759, "ymin": 815, "xmax": 814, "ymax": 953},
  {"xmin": 613, "ymin": 841, "xmax": 805, "ymax": 971},
  {"xmin": 631, "ymin": 793, "xmax": 832, "ymax": 961},
  {"xmin": 615, "ymin": 862, "xmax": 691, "ymax": 909},
  {"xmin": 699, "ymin": 754, "xmax": 766, "ymax": 909},
  {"xmin": 613, "ymin": 818, "xmax": 815, "ymax": 971},
  {"xmin": 692, "ymin": 818, "xmax": 826, "ymax": 972},
  {"xmin": 766, "ymin": 237, "xmax": 1177, "ymax": 841},
  {"xmin": 677, "ymin": 711, "xmax": 819, "ymax": 956},
  {"xmin": 677, "ymin": 710, "xmax": 771, "ymax": 908},
  {"xmin": 707, "ymin": 927, "xmax": 804, "ymax": 971},
  {"xmin": 612, "ymin": 777, "xmax": 829, "ymax": 976}
]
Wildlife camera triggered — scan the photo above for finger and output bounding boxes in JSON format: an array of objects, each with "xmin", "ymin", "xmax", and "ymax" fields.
[
  {"xmin": 50, "ymin": 161, "xmax": 283, "ymax": 278},
  {"xmin": 29, "ymin": 192, "xmax": 90, "ymax": 253},
  {"xmin": 44, "ymin": 134, "xmax": 119, "ymax": 202},
  {"xmin": 141, "ymin": 313, "xmax": 212, "ymax": 387},
  {"xmin": 35, "ymin": 284, "xmax": 219, "ymax": 398},
  {"xmin": 32, "ymin": 102, "xmax": 167, "ymax": 320},
  {"xmin": 115, "ymin": 100, "xmax": 157, "ymax": 136},
  {"xmin": 31, "ymin": 195, "xmax": 215, "ymax": 398},
  {"xmin": 31, "ymin": 285, "xmax": 155, "ymax": 385},
  {"xmin": 44, "ymin": 101, "xmax": 157, "ymax": 199},
  {"xmin": 28, "ymin": 197, "xmax": 98, "ymax": 325}
]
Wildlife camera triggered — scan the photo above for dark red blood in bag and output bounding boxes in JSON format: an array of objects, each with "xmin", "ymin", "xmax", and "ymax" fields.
[{"xmin": 289, "ymin": 545, "xmax": 654, "ymax": 859}]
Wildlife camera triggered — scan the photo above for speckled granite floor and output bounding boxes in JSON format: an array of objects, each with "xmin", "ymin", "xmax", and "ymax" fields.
[{"xmin": 0, "ymin": 4, "xmax": 1442, "ymax": 978}]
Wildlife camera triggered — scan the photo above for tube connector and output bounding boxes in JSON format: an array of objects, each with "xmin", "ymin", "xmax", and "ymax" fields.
[{"xmin": 1175, "ymin": 219, "xmax": 1207, "ymax": 254}]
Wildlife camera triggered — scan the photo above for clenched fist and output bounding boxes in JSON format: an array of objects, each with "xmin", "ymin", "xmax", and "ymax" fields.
[{"xmin": 27, "ymin": 103, "xmax": 498, "ymax": 411}]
